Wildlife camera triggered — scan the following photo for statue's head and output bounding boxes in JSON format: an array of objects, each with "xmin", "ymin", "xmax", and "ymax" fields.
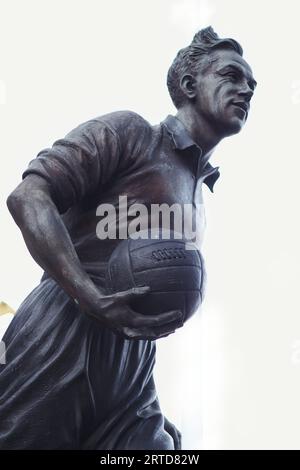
[{"xmin": 167, "ymin": 27, "xmax": 257, "ymax": 137}]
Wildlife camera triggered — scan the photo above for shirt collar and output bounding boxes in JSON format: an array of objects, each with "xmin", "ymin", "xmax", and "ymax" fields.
[{"xmin": 162, "ymin": 115, "xmax": 220, "ymax": 193}]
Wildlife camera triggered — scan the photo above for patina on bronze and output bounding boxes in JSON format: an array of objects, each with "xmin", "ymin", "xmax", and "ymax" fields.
[{"xmin": 0, "ymin": 27, "xmax": 256, "ymax": 449}]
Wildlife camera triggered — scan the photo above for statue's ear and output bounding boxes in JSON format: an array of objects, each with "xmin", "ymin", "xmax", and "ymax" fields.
[{"xmin": 180, "ymin": 74, "xmax": 196, "ymax": 100}]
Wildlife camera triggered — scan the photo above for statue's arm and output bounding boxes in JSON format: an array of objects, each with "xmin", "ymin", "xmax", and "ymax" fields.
[{"xmin": 7, "ymin": 173, "xmax": 104, "ymax": 307}]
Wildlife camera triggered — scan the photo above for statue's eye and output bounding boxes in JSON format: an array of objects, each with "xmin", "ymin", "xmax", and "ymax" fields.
[{"xmin": 226, "ymin": 72, "xmax": 239, "ymax": 81}]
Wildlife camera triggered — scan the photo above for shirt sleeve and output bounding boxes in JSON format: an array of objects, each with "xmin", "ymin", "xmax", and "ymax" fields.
[{"xmin": 22, "ymin": 118, "xmax": 121, "ymax": 214}]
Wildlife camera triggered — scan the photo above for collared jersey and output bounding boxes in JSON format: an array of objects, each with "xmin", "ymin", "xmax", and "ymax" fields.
[{"xmin": 23, "ymin": 111, "xmax": 220, "ymax": 268}]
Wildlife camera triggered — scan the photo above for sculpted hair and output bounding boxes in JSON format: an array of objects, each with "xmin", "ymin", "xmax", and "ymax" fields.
[{"xmin": 167, "ymin": 26, "xmax": 243, "ymax": 109}]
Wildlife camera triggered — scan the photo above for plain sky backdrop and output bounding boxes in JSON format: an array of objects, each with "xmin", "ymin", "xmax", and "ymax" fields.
[{"xmin": 1, "ymin": 0, "xmax": 300, "ymax": 449}]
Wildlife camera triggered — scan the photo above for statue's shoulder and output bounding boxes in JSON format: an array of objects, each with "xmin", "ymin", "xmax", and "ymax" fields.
[{"xmin": 92, "ymin": 110, "xmax": 152, "ymax": 135}]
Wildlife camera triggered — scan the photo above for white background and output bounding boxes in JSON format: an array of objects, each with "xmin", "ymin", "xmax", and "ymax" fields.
[{"xmin": 1, "ymin": 0, "xmax": 300, "ymax": 449}]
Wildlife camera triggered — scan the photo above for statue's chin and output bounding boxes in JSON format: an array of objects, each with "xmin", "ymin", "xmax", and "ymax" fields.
[{"xmin": 223, "ymin": 119, "xmax": 245, "ymax": 137}]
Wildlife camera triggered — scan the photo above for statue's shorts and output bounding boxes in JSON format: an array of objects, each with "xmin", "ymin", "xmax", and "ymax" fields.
[{"xmin": 0, "ymin": 275, "xmax": 179, "ymax": 450}]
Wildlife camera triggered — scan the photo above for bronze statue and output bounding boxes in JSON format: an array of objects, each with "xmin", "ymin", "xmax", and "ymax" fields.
[{"xmin": 0, "ymin": 27, "xmax": 256, "ymax": 449}]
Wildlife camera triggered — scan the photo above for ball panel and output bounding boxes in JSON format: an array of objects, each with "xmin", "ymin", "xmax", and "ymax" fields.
[
  {"xmin": 131, "ymin": 291, "xmax": 187, "ymax": 317},
  {"xmin": 106, "ymin": 241, "xmax": 137, "ymax": 292},
  {"xmin": 131, "ymin": 289, "xmax": 202, "ymax": 321},
  {"xmin": 129, "ymin": 241, "xmax": 201, "ymax": 273},
  {"xmin": 133, "ymin": 266, "xmax": 202, "ymax": 292}
]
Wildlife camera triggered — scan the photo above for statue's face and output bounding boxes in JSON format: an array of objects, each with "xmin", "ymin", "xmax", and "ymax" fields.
[{"xmin": 193, "ymin": 48, "xmax": 257, "ymax": 137}]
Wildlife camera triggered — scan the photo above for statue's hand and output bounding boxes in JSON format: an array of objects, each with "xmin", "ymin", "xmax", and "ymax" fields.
[{"xmin": 83, "ymin": 286, "xmax": 183, "ymax": 340}]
